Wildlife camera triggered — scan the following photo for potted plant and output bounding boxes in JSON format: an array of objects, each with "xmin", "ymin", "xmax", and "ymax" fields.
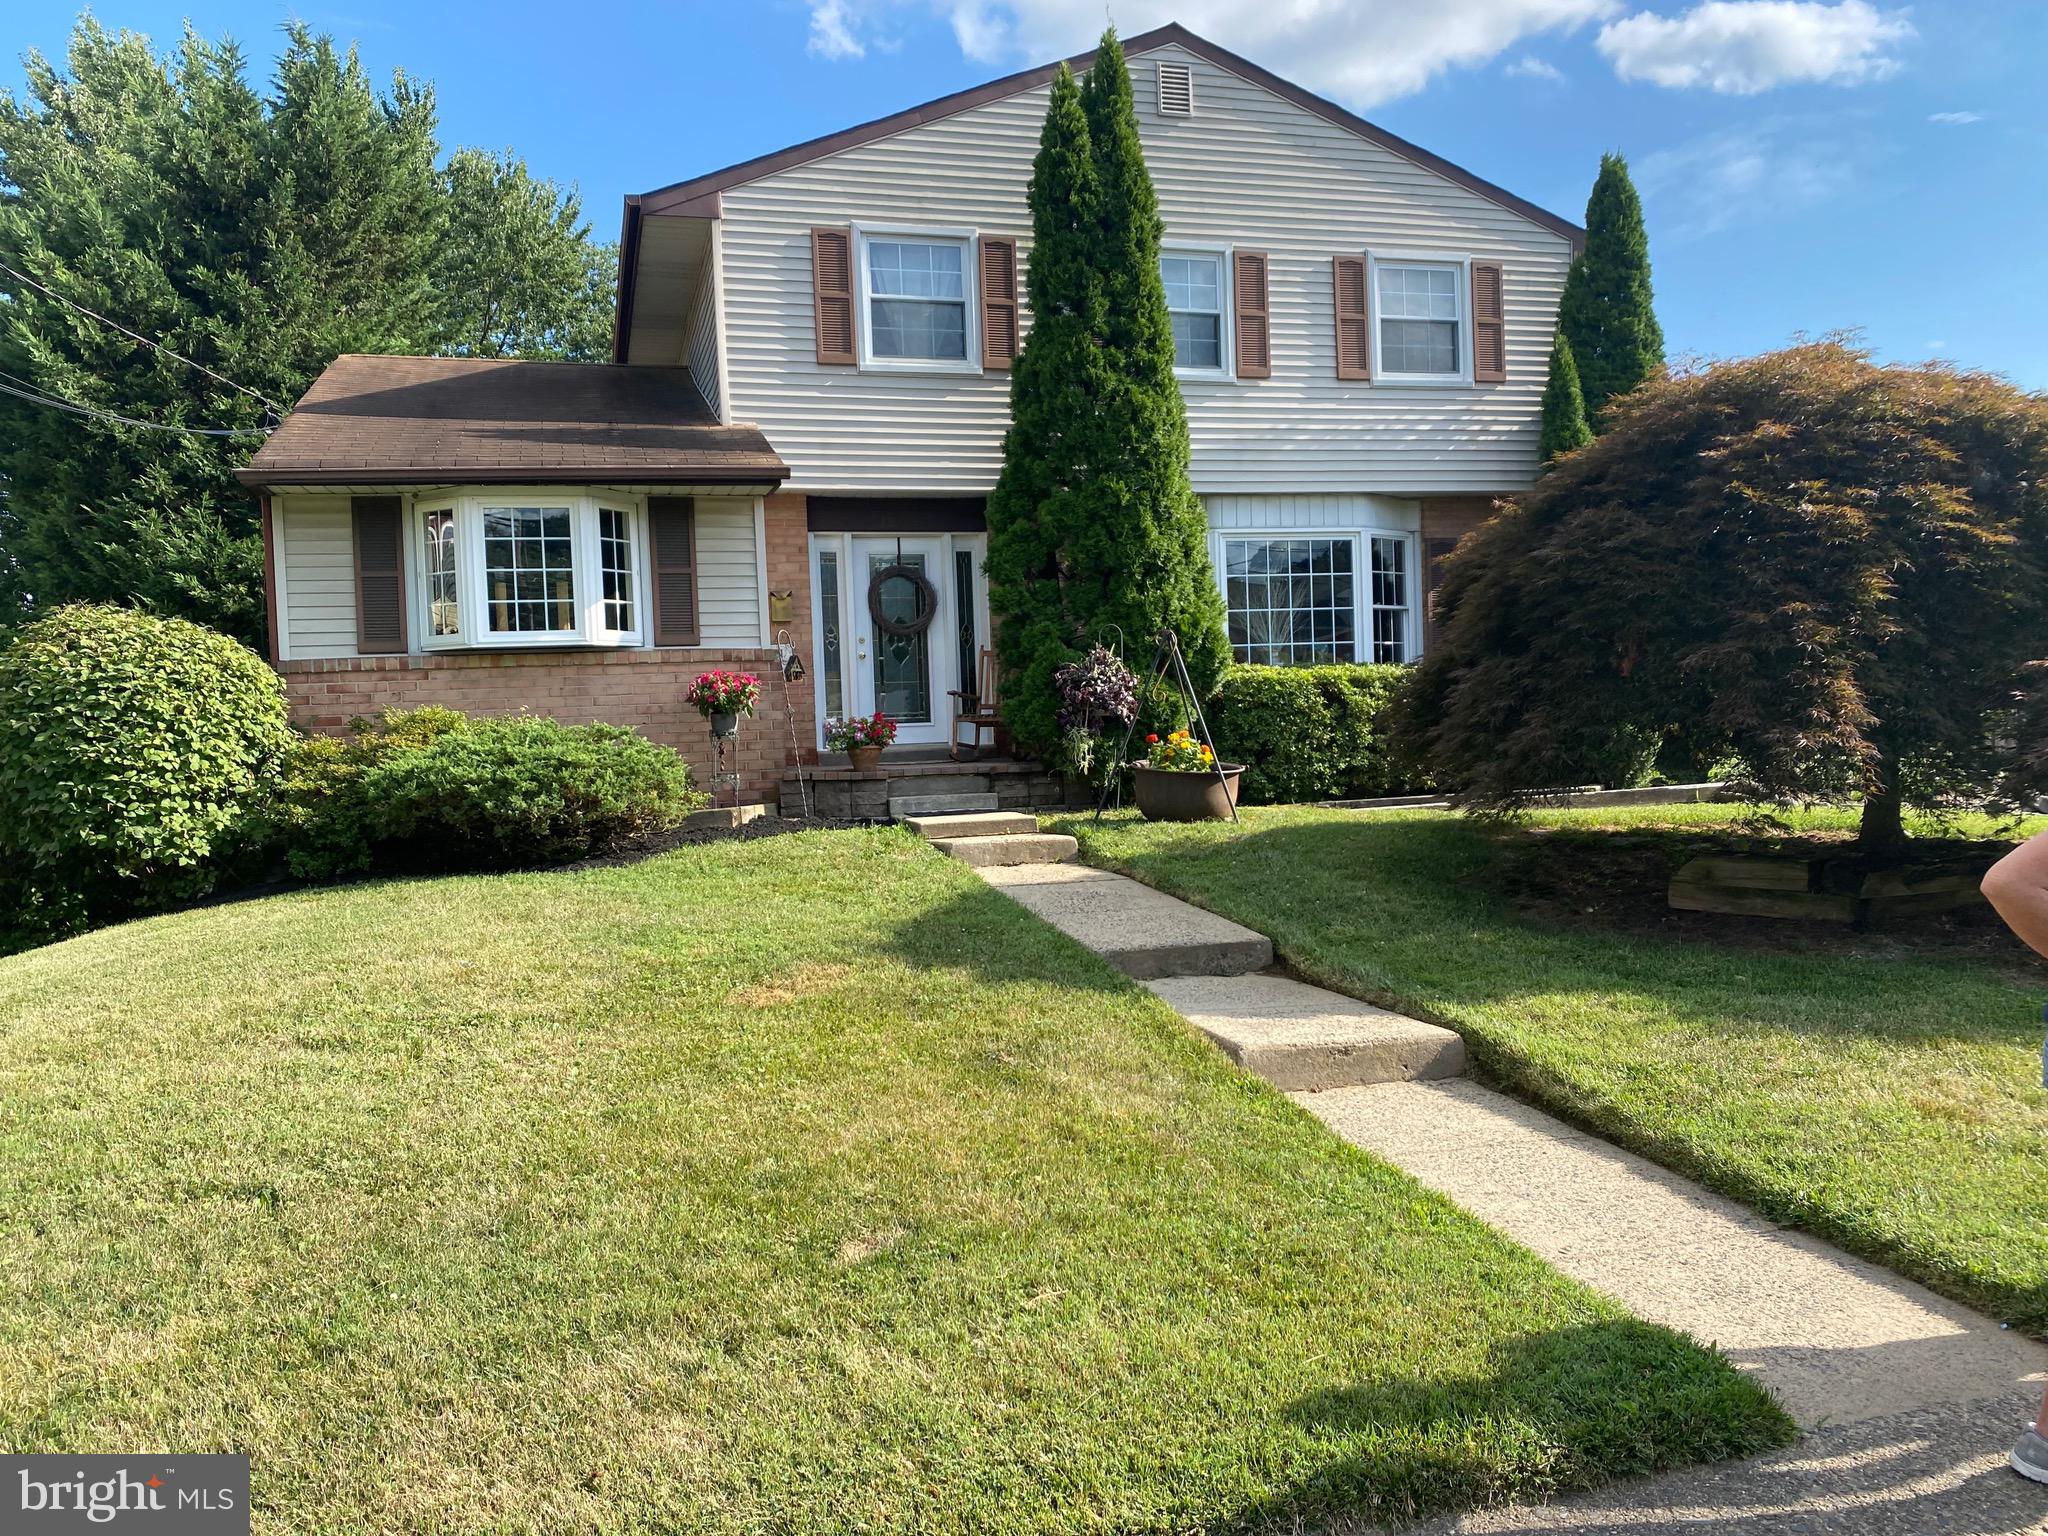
[
  {"xmin": 1133, "ymin": 729, "xmax": 1243, "ymax": 822},
  {"xmin": 686, "ymin": 669, "xmax": 761, "ymax": 738},
  {"xmin": 825, "ymin": 712, "xmax": 897, "ymax": 774},
  {"xmin": 1052, "ymin": 645, "xmax": 1139, "ymax": 791}
]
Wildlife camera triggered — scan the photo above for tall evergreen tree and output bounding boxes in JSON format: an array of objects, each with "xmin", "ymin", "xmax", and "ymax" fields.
[
  {"xmin": 1072, "ymin": 29, "xmax": 1227, "ymax": 699},
  {"xmin": 984, "ymin": 62, "xmax": 1108, "ymax": 755},
  {"xmin": 0, "ymin": 17, "xmax": 617, "ymax": 647},
  {"xmin": 1557, "ymin": 152, "xmax": 1664, "ymax": 423},
  {"xmin": 1538, "ymin": 331, "xmax": 1593, "ymax": 464},
  {"xmin": 986, "ymin": 32, "xmax": 1230, "ymax": 757}
]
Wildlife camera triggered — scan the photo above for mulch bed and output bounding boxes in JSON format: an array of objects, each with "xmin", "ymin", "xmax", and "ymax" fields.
[
  {"xmin": 1476, "ymin": 821, "xmax": 2046, "ymax": 970},
  {"xmin": 562, "ymin": 813, "xmax": 875, "ymax": 872}
]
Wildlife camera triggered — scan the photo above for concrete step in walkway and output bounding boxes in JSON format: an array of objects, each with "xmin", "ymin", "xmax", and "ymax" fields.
[
  {"xmin": 903, "ymin": 811, "xmax": 1039, "ymax": 840},
  {"xmin": 1147, "ymin": 972, "xmax": 1466, "ymax": 1090},
  {"xmin": 889, "ymin": 792, "xmax": 999, "ymax": 818},
  {"xmin": 930, "ymin": 833, "xmax": 1078, "ymax": 868},
  {"xmin": 978, "ymin": 863, "xmax": 1274, "ymax": 980}
]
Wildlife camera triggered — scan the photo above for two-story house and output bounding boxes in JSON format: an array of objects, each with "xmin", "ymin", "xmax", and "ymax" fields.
[{"xmin": 240, "ymin": 23, "xmax": 1582, "ymax": 805}]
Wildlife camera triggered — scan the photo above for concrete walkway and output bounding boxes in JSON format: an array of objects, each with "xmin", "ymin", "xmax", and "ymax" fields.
[{"xmin": 969, "ymin": 854, "xmax": 2048, "ymax": 1533}]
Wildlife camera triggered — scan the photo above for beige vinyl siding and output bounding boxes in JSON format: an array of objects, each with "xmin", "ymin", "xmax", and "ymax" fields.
[
  {"xmin": 1205, "ymin": 493, "xmax": 1420, "ymax": 535},
  {"xmin": 693, "ymin": 496, "xmax": 762, "ymax": 646},
  {"xmin": 277, "ymin": 496, "xmax": 360, "ymax": 660},
  {"xmin": 718, "ymin": 42, "xmax": 1571, "ymax": 496},
  {"xmin": 684, "ymin": 278, "xmax": 722, "ymax": 420}
]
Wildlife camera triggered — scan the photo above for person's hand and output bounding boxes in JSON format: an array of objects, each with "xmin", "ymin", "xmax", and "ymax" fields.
[{"xmin": 1984, "ymin": 829, "xmax": 2048, "ymax": 962}]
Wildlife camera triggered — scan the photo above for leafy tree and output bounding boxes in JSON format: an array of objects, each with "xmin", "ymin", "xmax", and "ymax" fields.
[
  {"xmin": 437, "ymin": 148, "xmax": 617, "ymax": 360},
  {"xmin": 986, "ymin": 30, "xmax": 1228, "ymax": 757},
  {"xmin": 1538, "ymin": 331, "xmax": 1593, "ymax": 464},
  {"xmin": 1393, "ymin": 343, "xmax": 2048, "ymax": 850},
  {"xmin": 0, "ymin": 17, "xmax": 615, "ymax": 648},
  {"xmin": 1557, "ymin": 152, "xmax": 1663, "ymax": 423}
]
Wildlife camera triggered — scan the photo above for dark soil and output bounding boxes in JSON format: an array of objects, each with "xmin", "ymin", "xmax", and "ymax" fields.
[
  {"xmin": 1476, "ymin": 821, "xmax": 2047, "ymax": 971},
  {"xmin": 561, "ymin": 813, "xmax": 876, "ymax": 872}
]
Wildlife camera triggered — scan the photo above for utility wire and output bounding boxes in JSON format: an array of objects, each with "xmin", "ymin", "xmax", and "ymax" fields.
[
  {"xmin": 0, "ymin": 369, "xmax": 270, "ymax": 438},
  {"xmin": 0, "ymin": 257, "xmax": 288, "ymax": 414}
]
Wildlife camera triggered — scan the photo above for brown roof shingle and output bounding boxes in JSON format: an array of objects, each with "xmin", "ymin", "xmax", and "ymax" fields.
[{"xmin": 238, "ymin": 355, "xmax": 787, "ymax": 488}]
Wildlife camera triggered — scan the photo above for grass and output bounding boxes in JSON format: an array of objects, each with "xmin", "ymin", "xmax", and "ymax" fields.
[
  {"xmin": 1060, "ymin": 803, "xmax": 2048, "ymax": 1337},
  {"xmin": 0, "ymin": 829, "xmax": 1788, "ymax": 1533}
]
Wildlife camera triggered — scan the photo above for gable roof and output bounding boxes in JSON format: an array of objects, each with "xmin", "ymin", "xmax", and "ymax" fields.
[
  {"xmin": 238, "ymin": 355, "xmax": 786, "ymax": 488},
  {"xmin": 613, "ymin": 22, "xmax": 1583, "ymax": 362}
]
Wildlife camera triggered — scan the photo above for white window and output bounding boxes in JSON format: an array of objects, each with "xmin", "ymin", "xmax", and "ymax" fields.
[
  {"xmin": 414, "ymin": 492, "xmax": 644, "ymax": 650},
  {"xmin": 1374, "ymin": 259, "xmax": 1465, "ymax": 381},
  {"xmin": 859, "ymin": 231, "xmax": 973, "ymax": 367},
  {"xmin": 421, "ymin": 505, "xmax": 460, "ymax": 638},
  {"xmin": 1369, "ymin": 535, "xmax": 1412, "ymax": 663},
  {"xmin": 1222, "ymin": 537, "xmax": 1357, "ymax": 666},
  {"xmin": 1161, "ymin": 250, "xmax": 1228, "ymax": 374}
]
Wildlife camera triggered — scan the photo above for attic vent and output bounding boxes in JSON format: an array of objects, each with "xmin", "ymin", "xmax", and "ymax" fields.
[{"xmin": 1156, "ymin": 61, "xmax": 1194, "ymax": 116}]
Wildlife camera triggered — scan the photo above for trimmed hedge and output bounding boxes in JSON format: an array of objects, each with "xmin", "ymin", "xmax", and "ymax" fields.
[
  {"xmin": 1207, "ymin": 664, "xmax": 1422, "ymax": 806},
  {"xmin": 0, "ymin": 604, "xmax": 292, "ymax": 948},
  {"xmin": 271, "ymin": 709, "xmax": 701, "ymax": 879}
]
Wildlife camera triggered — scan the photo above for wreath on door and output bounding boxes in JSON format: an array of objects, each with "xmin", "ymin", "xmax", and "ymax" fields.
[{"xmin": 868, "ymin": 562, "xmax": 939, "ymax": 638}]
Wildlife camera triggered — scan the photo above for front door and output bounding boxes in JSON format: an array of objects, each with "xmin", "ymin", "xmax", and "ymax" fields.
[{"xmin": 850, "ymin": 535, "xmax": 948, "ymax": 746}]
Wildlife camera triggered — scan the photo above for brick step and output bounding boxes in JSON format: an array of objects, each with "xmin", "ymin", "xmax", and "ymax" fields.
[
  {"xmin": 903, "ymin": 811, "xmax": 1038, "ymax": 840},
  {"xmin": 889, "ymin": 792, "xmax": 1001, "ymax": 818},
  {"xmin": 929, "ymin": 833, "xmax": 1077, "ymax": 868}
]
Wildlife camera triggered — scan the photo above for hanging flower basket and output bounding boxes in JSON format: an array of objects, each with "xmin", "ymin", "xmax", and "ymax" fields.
[{"xmin": 686, "ymin": 669, "xmax": 761, "ymax": 723}]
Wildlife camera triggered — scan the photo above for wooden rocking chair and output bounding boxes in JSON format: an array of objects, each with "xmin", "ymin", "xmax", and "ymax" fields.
[{"xmin": 949, "ymin": 647, "xmax": 1002, "ymax": 761}]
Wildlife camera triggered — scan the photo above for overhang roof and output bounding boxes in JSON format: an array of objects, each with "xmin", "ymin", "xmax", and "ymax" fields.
[
  {"xmin": 237, "ymin": 355, "xmax": 787, "ymax": 488},
  {"xmin": 613, "ymin": 21, "xmax": 1585, "ymax": 363}
]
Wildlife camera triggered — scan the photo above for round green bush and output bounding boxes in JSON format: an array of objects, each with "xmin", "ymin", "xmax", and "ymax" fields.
[
  {"xmin": 0, "ymin": 604, "xmax": 292, "ymax": 939},
  {"xmin": 275, "ymin": 709, "xmax": 701, "ymax": 877},
  {"xmin": 1207, "ymin": 664, "xmax": 1422, "ymax": 805}
]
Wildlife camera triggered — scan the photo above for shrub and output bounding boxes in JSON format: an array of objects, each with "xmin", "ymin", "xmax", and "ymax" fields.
[
  {"xmin": 0, "ymin": 604, "xmax": 292, "ymax": 944},
  {"xmin": 273, "ymin": 709, "xmax": 699, "ymax": 878},
  {"xmin": 1207, "ymin": 665, "xmax": 1419, "ymax": 805}
]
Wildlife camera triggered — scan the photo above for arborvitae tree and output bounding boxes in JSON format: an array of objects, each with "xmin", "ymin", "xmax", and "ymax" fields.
[
  {"xmin": 1538, "ymin": 331, "xmax": 1593, "ymax": 464},
  {"xmin": 987, "ymin": 31, "xmax": 1229, "ymax": 756},
  {"xmin": 0, "ymin": 18, "xmax": 616, "ymax": 647},
  {"xmin": 1072, "ymin": 29, "xmax": 1227, "ymax": 703},
  {"xmin": 984, "ymin": 62, "xmax": 1109, "ymax": 755},
  {"xmin": 1557, "ymin": 152, "xmax": 1664, "ymax": 423},
  {"xmin": 1393, "ymin": 344, "xmax": 2048, "ymax": 851}
]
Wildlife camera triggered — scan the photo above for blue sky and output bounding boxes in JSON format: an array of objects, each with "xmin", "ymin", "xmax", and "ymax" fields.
[{"xmin": 9, "ymin": 1, "xmax": 2045, "ymax": 386}]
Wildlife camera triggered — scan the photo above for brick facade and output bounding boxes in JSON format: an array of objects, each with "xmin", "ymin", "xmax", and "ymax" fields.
[{"xmin": 281, "ymin": 495, "xmax": 821, "ymax": 807}]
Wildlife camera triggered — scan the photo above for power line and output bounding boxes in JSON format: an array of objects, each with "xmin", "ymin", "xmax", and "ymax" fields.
[
  {"xmin": 0, "ymin": 257, "xmax": 288, "ymax": 414},
  {"xmin": 0, "ymin": 369, "xmax": 270, "ymax": 438}
]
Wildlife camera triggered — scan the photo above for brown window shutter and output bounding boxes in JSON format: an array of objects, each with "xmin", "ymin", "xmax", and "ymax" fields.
[
  {"xmin": 351, "ymin": 496, "xmax": 405, "ymax": 654},
  {"xmin": 1233, "ymin": 250, "xmax": 1270, "ymax": 379},
  {"xmin": 1472, "ymin": 260, "xmax": 1507, "ymax": 383},
  {"xmin": 811, "ymin": 227, "xmax": 857, "ymax": 365},
  {"xmin": 1333, "ymin": 256, "xmax": 1371, "ymax": 381},
  {"xmin": 979, "ymin": 235, "xmax": 1019, "ymax": 371},
  {"xmin": 648, "ymin": 496, "xmax": 700, "ymax": 647}
]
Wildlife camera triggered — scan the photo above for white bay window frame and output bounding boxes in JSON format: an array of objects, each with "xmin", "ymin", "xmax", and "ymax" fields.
[
  {"xmin": 1212, "ymin": 526, "xmax": 1420, "ymax": 668},
  {"xmin": 1161, "ymin": 242, "xmax": 1233, "ymax": 380},
  {"xmin": 853, "ymin": 223, "xmax": 981, "ymax": 375},
  {"xmin": 409, "ymin": 489, "xmax": 647, "ymax": 651},
  {"xmin": 1367, "ymin": 250, "xmax": 1474, "ymax": 388}
]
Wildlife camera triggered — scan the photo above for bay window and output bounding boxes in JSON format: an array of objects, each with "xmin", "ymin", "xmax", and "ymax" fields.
[
  {"xmin": 414, "ymin": 492, "xmax": 644, "ymax": 649},
  {"xmin": 1220, "ymin": 531, "xmax": 1418, "ymax": 667}
]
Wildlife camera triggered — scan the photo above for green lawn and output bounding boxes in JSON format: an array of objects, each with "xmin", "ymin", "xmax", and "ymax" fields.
[
  {"xmin": 0, "ymin": 829, "xmax": 1785, "ymax": 1533},
  {"xmin": 1062, "ymin": 804, "xmax": 2048, "ymax": 1337}
]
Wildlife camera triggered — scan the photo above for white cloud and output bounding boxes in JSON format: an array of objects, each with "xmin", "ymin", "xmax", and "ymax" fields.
[
  {"xmin": 808, "ymin": 0, "xmax": 867, "ymax": 59},
  {"xmin": 1928, "ymin": 110, "xmax": 1983, "ymax": 125},
  {"xmin": 1506, "ymin": 55, "xmax": 1567, "ymax": 81},
  {"xmin": 1635, "ymin": 118, "xmax": 1870, "ymax": 239},
  {"xmin": 1597, "ymin": 1, "xmax": 1913, "ymax": 94},
  {"xmin": 817, "ymin": 0, "xmax": 1620, "ymax": 107}
]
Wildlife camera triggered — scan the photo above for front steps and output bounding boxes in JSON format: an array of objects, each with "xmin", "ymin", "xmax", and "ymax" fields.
[{"xmin": 904, "ymin": 811, "xmax": 1077, "ymax": 869}]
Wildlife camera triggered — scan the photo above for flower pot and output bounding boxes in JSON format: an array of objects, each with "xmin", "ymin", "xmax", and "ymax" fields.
[
  {"xmin": 847, "ymin": 744, "xmax": 884, "ymax": 774},
  {"xmin": 709, "ymin": 711, "xmax": 740, "ymax": 739},
  {"xmin": 1133, "ymin": 762, "xmax": 1244, "ymax": 822}
]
